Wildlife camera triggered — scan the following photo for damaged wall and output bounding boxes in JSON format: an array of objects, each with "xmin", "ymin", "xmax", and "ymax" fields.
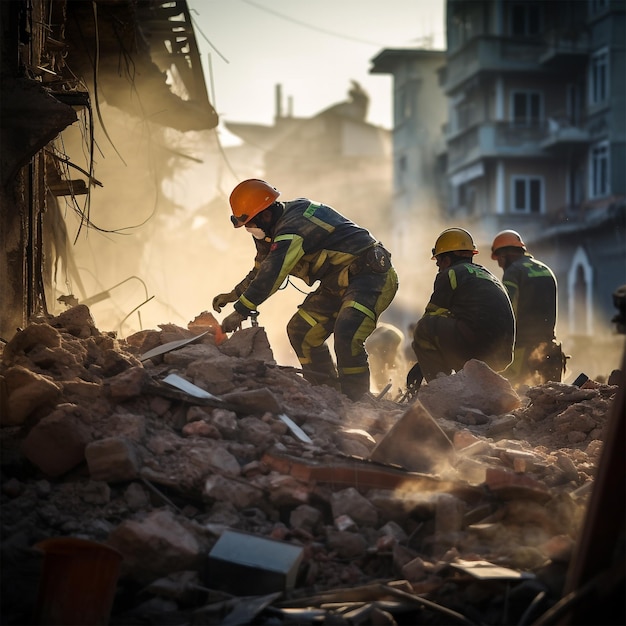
[{"xmin": 0, "ymin": 0, "xmax": 218, "ymax": 342}]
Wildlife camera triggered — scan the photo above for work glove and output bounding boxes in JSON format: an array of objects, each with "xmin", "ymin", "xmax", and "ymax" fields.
[
  {"xmin": 212, "ymin": 290, "xmax": 237, "ymax": 313},
  {"xmin": 221, "ymin": 311, "xmax": 246, "ymax": 333},
  {"xmin": 405, "ymin": 362, "xmax": 424, "ymax": 400}
]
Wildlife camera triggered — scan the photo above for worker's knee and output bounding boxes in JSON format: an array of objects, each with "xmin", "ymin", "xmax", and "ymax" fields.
[
  {"xmin": 335, "ymin": 308, "xmax": 373, "ymax": 365},
  {"xmin": 287, "ymin": 309, "xmax": 330, "ymax": 355},
  {"xmin": 412, "ymin": 319, "xmax": 437, "ymax": 354},
  {"xmin": 286, "ymin": 311, "xmax": 309, "ymax": 348}
]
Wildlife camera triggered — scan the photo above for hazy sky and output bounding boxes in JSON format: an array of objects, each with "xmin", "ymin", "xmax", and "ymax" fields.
[{"xmin": 187, "ymin": 0, "xmax": 446, "ymax": 141}]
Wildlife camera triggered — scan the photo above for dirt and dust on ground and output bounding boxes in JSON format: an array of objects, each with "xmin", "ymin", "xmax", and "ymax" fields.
[{"xmin": 0, "ymin": 304, "xmax": 624, "ymax": 625}]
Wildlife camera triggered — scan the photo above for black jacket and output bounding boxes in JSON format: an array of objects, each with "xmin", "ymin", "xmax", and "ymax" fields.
[
  {"xmin": 424, "ymin": 259, "xmax": 515, "ymax": 345},
  {"xmin": 233, "ymin": 199, "xmax": 376, "ymax": 315},
  {"xmin": 502, "ymin": 253, "xmax": 557, "ymax": 345}
]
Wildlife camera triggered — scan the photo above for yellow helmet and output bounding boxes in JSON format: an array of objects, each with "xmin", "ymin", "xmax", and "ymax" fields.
[
  {"xmin": 431, "ymin": 228, "xmax": 478, "ymax": 259},
  {"xmin": 491, "ymin": 230, "xmax": 526, "ymax": 259},
  {"xmin": 229, "ymin": 179, "xmax": 280, "ymax": 228}
]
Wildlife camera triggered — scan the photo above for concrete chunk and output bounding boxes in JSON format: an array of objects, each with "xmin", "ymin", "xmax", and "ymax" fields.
[
  {"xmin": 207, "ymin": 529, "xmax": 303, "ymax": 595},
  {"xmin": 21, "ymin": 405, "xmax": 91, "ymax": 477},
  {"xmin": 369, "ymin": 400, "xmax": 455, "ymax": 474},
  {"xmin": 85, "ymin": 437, "xmax": 140, "ymax": 482}
]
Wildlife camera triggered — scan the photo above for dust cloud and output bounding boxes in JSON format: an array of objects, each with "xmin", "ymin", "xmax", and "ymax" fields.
[{"xmin": 49, "ymin": 103, "xmax": 623, "ymax": 384}]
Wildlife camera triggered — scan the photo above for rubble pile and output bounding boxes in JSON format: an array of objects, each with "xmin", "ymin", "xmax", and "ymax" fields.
[{"xmin": 0, "ymin": 305, "xmax": 619, "ymax": 625}]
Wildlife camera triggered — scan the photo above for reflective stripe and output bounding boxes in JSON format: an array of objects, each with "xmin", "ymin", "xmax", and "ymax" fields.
[
  {"xmin": 339, "ymin": 365, "xmax": 368, "ymax": 375},
  {"xmin": 272, "ymin": 235, "xmax": 305, "ymax": 292},
  {"xmin": 311, "ymin": 250, "xmax": 327, "ymax": 274},
  {"xmin": 430, "ymin": 306, "xmax": 450, "ymax": 317},
  {"xmin": 448, "ymin": 268, "xmax": 457, "ymax": 289},
  {"xmin": 345, "ymin": 300, "xmax": 376, "ymax": 320},
  {"xmin": 239, "ymin": 294, "xmax": 257, "ymax": 310},
  {"xmin": 303, "ymin": 202, "xmax": 320, "ymax": 218},
  {"xmin": 297, "ymin": 308, "xmax": 318, "ymax": 327},
  {"xmin": 274, "ymin": 234, "xmax": 296, "ymax": 243},
  {"xmin": 303, "ymin": 202, "xmax": 335, "ymax": 232}
]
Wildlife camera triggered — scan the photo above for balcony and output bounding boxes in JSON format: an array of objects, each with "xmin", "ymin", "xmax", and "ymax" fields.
[
  {"xmin": 539, "ymin": 31, "xmax": 590, "ymax": 72},
  {"xmin": 447, "ymin": 121, "xmax": 548, "ymax": 171},
  {"xmin": 443, "ymin": 36, "xmax": 547, "ymax": 94},
  {"xmin": 541, "ymin": 116, "xmax": 590, "ymax": 152}
]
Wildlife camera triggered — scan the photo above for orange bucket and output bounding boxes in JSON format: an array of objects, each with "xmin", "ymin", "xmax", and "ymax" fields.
[{"xmin": 33, "ymin": 537, "xmax": 122, "ymax": 625}]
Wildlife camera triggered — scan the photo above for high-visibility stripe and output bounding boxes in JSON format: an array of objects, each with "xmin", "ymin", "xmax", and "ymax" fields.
[
  {"xmin": 274, "ymin": 234, "xmax": 296, "ymax": 243},
  {"xmin": 345, "ymin": 300, "xmax": 375, "ymax": 320},
  {"xmin": 303, "ymin": 202, "xmax": 319, "ymax": 218},
  {"xmin": 271, "ymin": 235, "xmax": 305, "ymax": 292},
  {"xmin": 339, "ymin": 365, "xmax": 368, "ymax": 375},
  {"xmin": 311, "ymin": 250, "xmax": 327, "ymax": 274},
  {"xmin": 448, "ymin": 268, "xmax": 457, "ymax": 289},
  {"xmin": 429, "ymin": 306, "xmax": 450, "ymax": 317},
  {"xmin": 239, "ymin": 294, "xmax": 256, "ymax": 310},
  {"xmin": 297, "ymin": 308, "xmax": 318, "ymax": 327},
  {"xmin": 303, "ymin": 202, "xmax": 335, "ymax": 232}
]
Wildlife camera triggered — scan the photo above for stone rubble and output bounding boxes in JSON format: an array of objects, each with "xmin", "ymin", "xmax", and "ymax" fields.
[{"xmin": 0, "ymin": 304, "xmax": 620, "ymax": 625}]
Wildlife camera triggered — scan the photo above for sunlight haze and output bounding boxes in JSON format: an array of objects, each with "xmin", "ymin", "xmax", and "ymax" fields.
[{"xmin": 188, "ymin": 0, "xmax": 446, "ymax": 140}]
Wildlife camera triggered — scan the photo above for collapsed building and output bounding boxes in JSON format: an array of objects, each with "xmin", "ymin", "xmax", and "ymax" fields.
[
  {"xmin": 0, "ymin": 304, "xmax": 624, "ymax": 625},
  {"xmin": 0, "ymin": 0, "xmax": 218, "ymax": 341},
  {"xmin": 1, "ymin": 1, "xmax": 625, "ymax": 624}
]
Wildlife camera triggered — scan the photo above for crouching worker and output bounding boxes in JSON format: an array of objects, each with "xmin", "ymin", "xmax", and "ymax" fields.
[
  {"xmin": 212, "ymin": 179, "xmax": 399, "ymax": 401},
  {"xmin": 408, "ymin": 228, "xmax": 515, "ymax": 393}
]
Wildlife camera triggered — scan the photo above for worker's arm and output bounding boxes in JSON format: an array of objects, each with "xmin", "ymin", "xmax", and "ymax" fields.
[
  {"xmin": 502, "ymin": 266, "xmax": 520, "ymax": 316},
  {"xmin": 422, "ymin": 268, "xmax": 456, "ymax": 318},
  {"xmin": 212, "ymin": 237, "xmax": 271, "ymax": 314},
  {"xmin": 234, "ymin": 234, "xmax": 306, "ymax": 317}
]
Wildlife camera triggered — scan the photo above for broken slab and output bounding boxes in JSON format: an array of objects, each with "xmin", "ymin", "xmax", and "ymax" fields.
[
  {"xmin": 418, "ymin": 359, "xmax": 521, "ymax": 420},
  {"xmin": 139, "ymin": 331, "xmax": 210, "ymax": 362},
  {"xmin": 206, "ymin": 529, "xmax": 303, "ymax": 595},
  {"xmin": 369, "ymin": 400, "xmax": 455, "ymax": 474}
]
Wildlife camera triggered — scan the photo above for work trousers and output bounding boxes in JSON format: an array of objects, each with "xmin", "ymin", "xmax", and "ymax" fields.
[
  {"xmin": 412, "ymin": 315, "xmax": 513, "ymax": 382},
  {"xmin": 503, "ymin": 340, "xmax": 564, "ymax": 386},
  {"xmin": 287, "ymin": 266, "xmax": 398, "ymax": 401}
]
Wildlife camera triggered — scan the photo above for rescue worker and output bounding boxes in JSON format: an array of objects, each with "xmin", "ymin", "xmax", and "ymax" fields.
[
  {"xmin": 408, "ymin": 228, "xmax": 515, "ymax": 391},
  {"xmin": 212, "ymin": 179, "xmax": 399, "ymax": 401},
  {"xmin": 491, "ymin": 229, "xmax": 564, "ymax": 384}
]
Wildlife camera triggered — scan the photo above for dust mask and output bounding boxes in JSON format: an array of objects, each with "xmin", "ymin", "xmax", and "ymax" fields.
[{"xmin": 245, "ymin": 226, "xmax": 266, "ymax": 240}]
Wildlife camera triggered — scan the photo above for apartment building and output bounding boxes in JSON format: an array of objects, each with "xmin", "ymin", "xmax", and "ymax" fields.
[{"xmin": 374, "ymin": 0, "xmax": 625, "ymax": 375}]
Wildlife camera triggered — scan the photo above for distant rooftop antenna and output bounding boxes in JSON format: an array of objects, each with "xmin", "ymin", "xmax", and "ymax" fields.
[{"xmin": 275, "ymin": 83, "xmax": 283, "ymax": 120}]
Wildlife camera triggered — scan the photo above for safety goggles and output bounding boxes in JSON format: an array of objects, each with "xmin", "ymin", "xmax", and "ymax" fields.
[{"xmin": 230, "ymin": 214, "xmax": 248, "ymax": 227}]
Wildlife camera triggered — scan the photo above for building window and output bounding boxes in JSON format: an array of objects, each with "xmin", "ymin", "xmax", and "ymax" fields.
[
  {"xmin": 511, "ymin": 91, "xmax": 542, "ymax": 127},
  {"xmin": 510, "ymin": 3, "xmax": 542, "ymax": 37},
  {"xmin": 566, "ymin": 81, "xmax": 584, "ymax": 125},
  {"xmin": 396, "ymin": 86, "xmax": 414, "ymax": 124},
  {"xmin": 512, "ymin": 176, "xmax": 543, "ymax": 213},
  {"xmin": 589, "ymin": 48, "xmax": 608, "ymax": 105},
  {"xmin": 568, "ymin": 246, "xmax": 593, "ymax": 335},
  {"xmin": 590, "ymin": 142, "xmax": 610, "ymax": 198}
]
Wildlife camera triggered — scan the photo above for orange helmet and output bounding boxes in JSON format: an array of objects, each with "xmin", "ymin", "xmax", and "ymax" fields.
[
  {"xmin": 491, "ymin": 230, "xmax": 526, "ymax": 259},
  {"xmin": 229, "ymin": 179, "xmax": 280, "ymax": 228},
  {"xmin": 431, "ymin": 228, "xmax": 478, "ymax": 259}
]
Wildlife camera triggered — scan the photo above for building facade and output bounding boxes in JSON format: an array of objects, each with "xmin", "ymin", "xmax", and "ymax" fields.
[{"xmin": 374, "ymin": 0, "xmax": 626, "ymax": 377}]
